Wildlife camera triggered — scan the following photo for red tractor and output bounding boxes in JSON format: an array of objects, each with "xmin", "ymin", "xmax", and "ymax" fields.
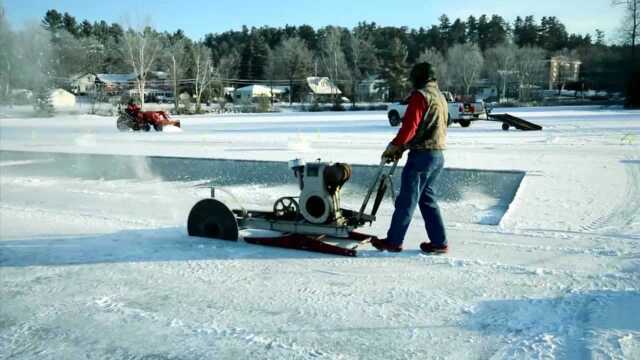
[{"xmin": 117, "ymin": 103, "xmax": 181, "ymax": 132}]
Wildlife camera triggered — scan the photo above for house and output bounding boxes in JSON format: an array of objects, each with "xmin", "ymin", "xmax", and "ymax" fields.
[
  {"xmin": 356, "ymin": 76, "xmax": 387, "ymax": 102},
  {"xmin": 128, "ymin": 88, "xmax": 174, "ymax": 102},
  {"xmin": 69, "ymin": 73, "xmax": 97, "ymax": 95},
  {"xmin": 234, "ymin": 85, "xmax": 272, "ymax": 102},
  {"xmin": 306, "ymin": 77, "xmax": 341, "ymax": 103},
  {"xmin": 50, "ymin": 88, "xmax": 76, "ymax": 109},
  {"xmin": 95, "ymin": 73, "xmax": 137, "ymax": 95},
  {"xmin": 548, "ymin": 56, "xmax": 582, "ymax": 91},
  {"xmin": 470, "ymin": 79, "xmax": 498, "ymax": 101}
]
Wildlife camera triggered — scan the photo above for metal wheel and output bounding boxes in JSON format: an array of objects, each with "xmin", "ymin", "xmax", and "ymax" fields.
[
  {"xmin": 273, "ymin": 197, "xmax": 299, "ymax": 220},
  {"xmin": 502, "ymin": 123, "xmax": 510, "ymax": 131},
  {"xmin": 116, "ymin": 116, "xmax": 132, "ymax": 131},
  {"xmin": 187, "ymin": 198, "xmax": 239, "ymax": 241}
]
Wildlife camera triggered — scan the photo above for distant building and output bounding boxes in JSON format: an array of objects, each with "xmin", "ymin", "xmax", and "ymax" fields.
[
  {"xmin": 50, "ymin": 88, "xmax": 76, "ymax": 109},
  {"xmin": 306, "ymin": 77, "xmax": 341, "ymax": 102},
  {"xmin": 356, "ymin": 76, "xmax": 387, "ymax": 102},
  {"xmin": 548, "ymin": 56, "xmax": 582, "ymax": 90},
  {"xmin": 127, "ymin": 88, "xmax": 173, "ymax": 102},
  {"xmin": 95, "ymin": 73, "xmax": 137, "ymax": 95},
  {"xmin": 69, "ymin": 73, "xmax": 97, "ymax": 95},
  {"xmin": 470, "ymin": 79, "xmax": 498, "ymax": 101},
  {"xmin": 234, "ymin": 84, "xmax": 272, "ymax": 102}
]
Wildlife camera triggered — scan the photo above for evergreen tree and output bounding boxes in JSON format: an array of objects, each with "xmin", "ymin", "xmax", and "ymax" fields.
[
  {"xmin": 438, "ymin": 14, "xmax": 451, "ymax": 49},
  {"xmin": 62, "ymin": 12, "xmax": 78, "ymax": 36},
  {"xmin": 297, "ymin": 24, "xmax": 318, "ymax": 52},
  {"xmin": 538, "ymin": 16, "xmax": 568, "ymax": 51},
  {"xmin": 34, "ymin": 86, "xmax": 54, "ymax": 116},
  {"xmin": 477, "ymin": 15, "xmax": 490, "ymax": 51},
  {"xmin": 449, "ymin": 19, "xmax": 467, "ymax": 45},
  {"xmin": 486, "ymin": 15, "xmax": 509, "ymax": 49},
  {"xmin": 80, "ymin": 20, "xmax": 92, "ymax": 37},
  {"xmin": 238, "ymin": 33, "xmax": 270, "ymax": 79},
  {"xmin": 595, "ymin": 29, "xmax": 606, "ymax": 46},
  {"xmin": 378, "ymin": 37, "xmax": 408, "ymax": 101},
  {"xmin": 466, "ymin": 15, "xmax": 479, "ymax": 44},
  {"xmin": 41, "ymin": 10, "xmax": 63, "ymax": 33}
]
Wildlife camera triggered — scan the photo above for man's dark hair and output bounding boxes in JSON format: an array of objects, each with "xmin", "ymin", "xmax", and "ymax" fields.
[{"xmin": 410, "ymin": 62, "xmax": 436, "ymax": 89}]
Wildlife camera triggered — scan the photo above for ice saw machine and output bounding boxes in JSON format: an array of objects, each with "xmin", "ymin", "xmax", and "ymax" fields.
[{"xmin": 187, "ymin": 159, "xmax": 398, "ymax": 256}]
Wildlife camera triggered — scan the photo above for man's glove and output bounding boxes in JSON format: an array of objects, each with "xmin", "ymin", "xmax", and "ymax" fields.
[{"xmin": 381, "ymin": 143, "xmax": 404, "ymax": 163}]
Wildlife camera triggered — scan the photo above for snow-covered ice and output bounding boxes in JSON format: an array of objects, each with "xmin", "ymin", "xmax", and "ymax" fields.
[{"xmin": 1, "ymin": 106, "xmax": 639, "ymax": 359}]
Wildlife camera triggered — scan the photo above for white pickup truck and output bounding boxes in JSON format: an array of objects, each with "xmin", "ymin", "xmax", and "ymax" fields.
[{"xmin": 386, "ymin": 91, "xmax": 488, "ymax": 127}]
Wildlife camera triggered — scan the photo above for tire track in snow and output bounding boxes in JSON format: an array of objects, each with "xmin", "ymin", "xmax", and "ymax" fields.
[
  {"xmin": 580, "ymin": 157, "xmax": 640, "ymax": 236},
  {"xmin": 0, "ymin": 203, "xmax": 160, "ymax": 229},
  {"xmin": 87, "ymin": 296, "xmax": 347, "ymax": 359}
]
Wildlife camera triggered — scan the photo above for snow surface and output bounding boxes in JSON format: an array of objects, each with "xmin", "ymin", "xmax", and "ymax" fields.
[{"xmin": 1, "ymin": 105, "xmax": 639, "ymax": 359}]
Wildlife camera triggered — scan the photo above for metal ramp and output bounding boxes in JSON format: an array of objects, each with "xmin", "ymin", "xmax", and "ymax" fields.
[{"xmin": 488, "ymin": 113, "xmax": 543, "ymax": 131}]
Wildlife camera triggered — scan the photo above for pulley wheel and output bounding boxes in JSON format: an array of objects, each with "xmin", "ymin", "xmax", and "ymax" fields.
[
  {"xmin": 273, "ymin": 197, "xmax": 299, "ymax": 220},
  {"xmin": 187, "ymin": 199, "xmax": 239, "ymax": 241}
]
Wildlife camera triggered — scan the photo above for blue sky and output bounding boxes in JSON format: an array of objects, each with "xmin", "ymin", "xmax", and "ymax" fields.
[{"xmin": 4, "ymin": 0, "xmax": 623, "ymax": 41}]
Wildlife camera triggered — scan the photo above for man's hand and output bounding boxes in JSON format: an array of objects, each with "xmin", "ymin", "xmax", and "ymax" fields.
[{"xmin": 381, "ymin": 143, "xmax": 404, "ymax": 163}]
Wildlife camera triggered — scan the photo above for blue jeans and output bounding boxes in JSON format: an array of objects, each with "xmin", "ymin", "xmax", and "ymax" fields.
[{"xmin": 386, "ymin": 150, "xmax": 447, "ymax": 247}]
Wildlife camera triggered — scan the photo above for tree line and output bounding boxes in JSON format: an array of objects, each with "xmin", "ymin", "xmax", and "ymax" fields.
[{"xmin": 0, "ymin": 6, "xmax": 636, "ymax": 109}]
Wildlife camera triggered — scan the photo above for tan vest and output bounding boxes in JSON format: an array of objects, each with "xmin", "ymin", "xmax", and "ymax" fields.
[{"xmin": 410, "ymin": 82, "xmax": 448, "ymax": 150}]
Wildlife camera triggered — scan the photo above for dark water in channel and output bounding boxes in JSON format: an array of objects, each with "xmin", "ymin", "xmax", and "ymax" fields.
[{"xmin": 0, "ymin": 151, "xmax": 525, "ymax": 224}]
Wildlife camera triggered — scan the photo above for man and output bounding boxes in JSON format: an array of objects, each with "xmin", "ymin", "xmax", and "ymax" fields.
[{"xmin": 371, "ymin": 62, "xmax": 449, "ymax": 254}]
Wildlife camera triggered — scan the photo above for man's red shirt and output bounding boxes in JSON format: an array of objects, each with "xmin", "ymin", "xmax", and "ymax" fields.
[{"xmin": 391, "ymin": 91, "xmax": 427, "ymax": 146}]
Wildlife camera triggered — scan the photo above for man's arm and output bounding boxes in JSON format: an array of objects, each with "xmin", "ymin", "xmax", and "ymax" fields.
[{"xmin": 391, "ymin": 92, "xmax": 427, "ymax": 146}]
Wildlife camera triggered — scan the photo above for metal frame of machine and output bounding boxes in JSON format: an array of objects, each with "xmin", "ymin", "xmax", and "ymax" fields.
[{"xmin": 187, "ymin": 159, "xmax": 398, "ymax": 256}]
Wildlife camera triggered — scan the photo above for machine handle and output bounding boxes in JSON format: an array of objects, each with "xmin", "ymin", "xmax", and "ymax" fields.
[{"xmin": 357, "ymin": 158, "xmax": 399, "ymax": 222}]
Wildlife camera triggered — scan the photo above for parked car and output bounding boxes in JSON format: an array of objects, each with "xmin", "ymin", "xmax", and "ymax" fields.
[{"xmin": 387, "ymin": 91, "xmax": 488, "ymax": 127}]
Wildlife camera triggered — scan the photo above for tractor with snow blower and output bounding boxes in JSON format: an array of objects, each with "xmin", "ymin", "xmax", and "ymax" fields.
[
  {"xmin": 187, "ymin": 158, "xmax": 398, "ymax": 256},
  {"xmin": 116, "ymin": 105, "xmax": 181, "ymax": 132}
]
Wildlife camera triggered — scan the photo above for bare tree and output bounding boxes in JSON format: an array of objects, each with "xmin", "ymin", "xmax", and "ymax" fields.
[
  {"xmin": 216, "ymin": 50, "xmax": 239, "ymax": 110},
  {"xmin": 123, "ymin": 26, "xmax": 161, "ymax": 108},
  {"xmin": 514, "ymin": 46, "xmax": 547, "ymax": 101},
  {"xmin": 192, "ymin": 44, "xmax": 215, "ymax": 113},
  {"xmin": 272, "ymin": 37, "xmax": 313, "ymax": 104},
  {"xmin": 347, "ymin": 34, "xmax": 379, "ymax": 105},
  {"xmin": 613, "ymin": 0, "xmax": 639, "ymax": 63},
  {"xmin": 484, "ymin": 43, "xmax": 518, "ymax": 101},
  {"xmin": 164, "ymin": 38, "xmax": 190, "ymax": 112},
  {"xmin": 13, "ymin": 22, "xmax": 53, "ymax": 91},
  {"xmin": 447, "ymin": 43, "xmax": 484, "ymax": 95},
  {"xmin": 0, "ymin": 5, "xmax": 13, "ymax": 101},
  {"xmin": 417, "ymin": 48, "xmax": 450, "ymax": 89}
]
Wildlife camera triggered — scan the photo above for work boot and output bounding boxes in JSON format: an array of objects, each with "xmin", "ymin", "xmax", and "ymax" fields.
[
  {"xmin": 371, "ymin": 238, "xmax": 403, "ymax": 253},
  {"xmin": 420, "ymin": 242, "xmax": 448, "ymax": 254}
]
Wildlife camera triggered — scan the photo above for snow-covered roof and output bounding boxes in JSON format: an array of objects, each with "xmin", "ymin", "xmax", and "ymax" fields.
[
  {"xmin": 271, "ymin": 86, "xmax": 290, "ymax": 94},
  {"xmin": 306, "ymin": 77, "xmax": 341, "ymax": 95},
  {"xmin": 95, "ymin": 73, "xmax": 137, "ymax": 84},
  {"xmin": 235, "ymin": 85, "xmax": 272, "ymax": 96},
  {"xmin": 150, "ymin": 71, "xmax": 168, "ymax": 80},
  {"xmin": 70, "ymin": 73, "xmax": 96, "ymax": 81}
]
